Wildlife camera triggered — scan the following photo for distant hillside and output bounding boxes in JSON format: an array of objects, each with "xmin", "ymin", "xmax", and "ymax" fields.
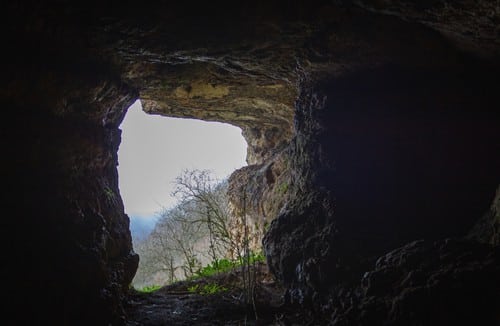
[{"xmin": 129, "ymin": 215, "xmax": 158, "ymax": 245}]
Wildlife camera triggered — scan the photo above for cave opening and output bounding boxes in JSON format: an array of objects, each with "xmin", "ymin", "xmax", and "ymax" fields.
[
  {"xmin": 117, "ymin": 99, "xmax": 248, "ymax": 288},
  {"xmin": 7, "ymin": 2, "xmax": 500, "ymax": 325}
]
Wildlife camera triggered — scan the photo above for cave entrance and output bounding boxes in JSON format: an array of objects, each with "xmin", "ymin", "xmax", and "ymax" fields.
[{"xmin": 117, "ymin": 100, "xmax": 248, "ymax": 288}]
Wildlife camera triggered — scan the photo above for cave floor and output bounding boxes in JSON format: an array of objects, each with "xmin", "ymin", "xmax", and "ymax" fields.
[
  {"xmin": 126, "ymin": 288, "xmax": 277, "ymax": 325},
  {"xmin": 125, "ymin": 263, "xmax": 311, "ymax": 325}
]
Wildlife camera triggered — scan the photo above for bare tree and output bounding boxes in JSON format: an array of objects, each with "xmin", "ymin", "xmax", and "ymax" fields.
[
  {"xmin": 133, "ymin": 169, "xmax": 262, "ymax": 293},
  {"xmin": 173, "ymin": 169, "xmax": 260, "ymax": 313},
  {"xmin": 160, "ymin": 204, "xmax": 205, "ymax": 278},
  {"xmin": 132, "ymin": 235, "xmax": 178, "ymax": 287},
  {"xmin": 172, "ymin": 169, "xmax": 241, "ymax": 264},
  {"xmin": 132, "ymin": 201, "xmax": 208, "ymax": 287}
]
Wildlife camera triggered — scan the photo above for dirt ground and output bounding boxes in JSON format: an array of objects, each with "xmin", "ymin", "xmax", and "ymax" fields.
[{"xmin": 124, "ymin": 263, "xmax": 313, "ymax": 326}]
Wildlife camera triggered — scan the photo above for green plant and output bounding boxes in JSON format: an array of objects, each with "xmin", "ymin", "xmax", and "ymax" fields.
[
  {"xmin": 103, "ymin": 185, "xmax": 117, "ymax": 205},
  {"xmin": 235, "ymin": 251, "xmax": 265, "ymax": 266},
  {"xmin": 137, "ymin": 284, "xmax": 162, "ymax": 293},
  {"xmin": 263, "ymin": 221, "xmax": 271, "ymax": 232},
  {"xmin": 190, "ymin": 253, "xmax": 264, "ymax": 281},
  {"xmin": 188, "ymin": 283, "xmax": 227, "ymax": 295},
  {"xmin": 195, "ymin": 258, "xmax": 238, "ymax": 278},
  {"xmin": 249, "ymin": 251, "xmax": 265, "ymax": 264},
  {"xmin": 277, "ymin": 181, "xmax": 288, "ymax": 194},
  {"xmin": 201, "ymin": 283, "xmax": 227, "ymax": 295},
  {"xmin": 187, "ymin": 284, "xmax": 200, "ymax": 293}
]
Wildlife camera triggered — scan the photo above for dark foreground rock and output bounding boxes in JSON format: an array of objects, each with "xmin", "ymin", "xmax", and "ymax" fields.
[
  {"xmin": 126, "ymin": 240, "xmax": 499, "ymax": 325},
  {"xmin": 125, "ymin": 263, "xmax": 294, "ymax": 326},
  {"xmin": 329, "ymin": 239, "xmax": 500, "ymax": 326}
]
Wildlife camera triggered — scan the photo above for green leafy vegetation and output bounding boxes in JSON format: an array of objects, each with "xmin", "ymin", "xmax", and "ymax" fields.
[
  {"xmin": 195, "ymin": 258, "xmax": 237, "ymax": 278},
  {"xmin": 277, "ymin": 181, "xmax": 288, "ymax": 194},
  {"xmin": 188, "ymin": 283, "xmax": 228, "ymax": 295},
  {"xmin": 137, "ymin": 284, "xmax": 162, "ymax": 293},
  {"xmin": 263, "ymin": 221, "xmax": 271, "ymax": 232},
  {"xmin": 133, "ymin": 168, "xmax": 266, "ymax": 318},
  {"xmin": 191, "ymin": 252, "xmax": 265, "ymax": 279}
]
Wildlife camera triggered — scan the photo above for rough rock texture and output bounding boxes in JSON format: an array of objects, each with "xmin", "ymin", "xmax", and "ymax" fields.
[
  {"xmin": 3, "ymin": 38, "xmax": 140, "ymax": 322},
  {"xmin": 264, "ymin": 59, "xmax": 500, "ymax": 306},
  {"xmin": 4, "ymin": 1, "xmax": 500, "ymax": 325},
  {"xmin": 227, "ymin": 147, "xmax": 292, "ymax": 252},
  {"xmin": 469, "ymin": 186, "xmax": 500, "ymax": 246},
  {"xmin": 354, "ymin": 0, "xmax": 500, "ymax": 58},
  {"xmin": 330, "ymin": 239, "xmax": 500, "ymax": 325}
]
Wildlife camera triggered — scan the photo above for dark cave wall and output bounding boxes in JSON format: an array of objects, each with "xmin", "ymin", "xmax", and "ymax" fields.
[
  {"xmin": 333, "ymin": 238, "xmax": 500, "ymax": 325},
  {"xmin": 318, "ymin": 63, "xmax": 500, "ymax": 247},
  {"xmin": 264, "ymin": 59, "xmax": 500, "ymax": 316},
  {"xmin": 3, "ymin": 39, "xmax": 139, "ymax": 323},
  {"xmin": 4, "ymin": 103, "xmax": 138, "ymax": 325},
  {"xmin": 8, "ymin": 119, "xmax": 138, "ymax": 324}
]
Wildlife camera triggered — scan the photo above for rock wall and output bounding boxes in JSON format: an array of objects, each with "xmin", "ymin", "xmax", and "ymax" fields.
[
  {"xmin": 468, "ymin": 185, "xmax": 500, "ymax": 246},
  {"xmin": 264, "ymin": 60, "xmax": 500, "ymax": 307},
  {"xmin": 332, "ymin": 239, "xmax": 500, "ymax": 325},
  {"xmin": 3, "ymin": 64, "xmax": 139, "ymax": 324}
]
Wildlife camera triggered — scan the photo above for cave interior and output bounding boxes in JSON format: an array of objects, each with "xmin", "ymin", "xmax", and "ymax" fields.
[{"xmin": 3, "ymin": 1, "xmax": 500, "ymax": 325}]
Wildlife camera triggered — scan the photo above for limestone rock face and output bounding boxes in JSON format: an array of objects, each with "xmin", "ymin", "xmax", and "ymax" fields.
[
  {"xmin": 4, "ymin": 1, "xmax": 500, "ymax": 324},
  {"xmin": 227, "ymin": 148, "xmax": 292, "ymax": 252}
]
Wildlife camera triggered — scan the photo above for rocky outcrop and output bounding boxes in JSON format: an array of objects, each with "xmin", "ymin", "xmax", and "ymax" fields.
[
  {"xmin": 264, "ymin": 59, "xmax": 500, "ymax": 307},
  {"xmin": 468, "ymin": 186, "xmax": 500, "ymax": 246},
  {"xmin": 3, "ymin": 71, "xmax": 139, "ymax": 323},
  {"xmin": 331, "ymin": 239, "xmax": 500, "ymax": 325},
  {"xmin": 353, "ymin": 0, "xmax": 500, "ymax": 59},
  {"xmin": 227, "ymin": 147, "xmax": 292, "ymax": 252},
  {"xmin": 5, "ymin": 1, "xmax": 500, "ymax": 324}
]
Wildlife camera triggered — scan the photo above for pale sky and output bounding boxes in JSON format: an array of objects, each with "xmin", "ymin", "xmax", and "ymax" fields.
[{"xmin": 117, "ymin": 100, "xmax": 248, "ymax": 219}]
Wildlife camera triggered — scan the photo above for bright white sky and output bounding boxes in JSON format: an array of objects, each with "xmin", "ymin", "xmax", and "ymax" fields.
[{"xmin": 117, "ymin": 100, "xmax": 248, "ymax": 219}]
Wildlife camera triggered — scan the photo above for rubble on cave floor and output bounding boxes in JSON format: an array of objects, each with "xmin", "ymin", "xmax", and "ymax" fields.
[{"xmin": 124, "ymin": 262, "xmax": 312, "ymax": 326}]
